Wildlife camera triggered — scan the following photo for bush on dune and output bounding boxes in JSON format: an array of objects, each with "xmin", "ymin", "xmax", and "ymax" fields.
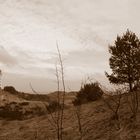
[
  {"xmin": 73, "ymin": 82, "xmax": 104, "ymax": 105},
  {"xmin": 3, "ymin": 86, "xmax": 18, "ymax": 94}
]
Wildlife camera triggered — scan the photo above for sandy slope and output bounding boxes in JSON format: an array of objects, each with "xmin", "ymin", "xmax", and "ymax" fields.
[
  {"xmin": 0, "ymin": 90, "xmax": 25, "ymax": 105},
  {"xmin": 0, "ymin": 91, "xmax": 139, "ymax": 140}
]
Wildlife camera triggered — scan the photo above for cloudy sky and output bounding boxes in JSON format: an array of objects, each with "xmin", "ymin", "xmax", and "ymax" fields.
[{"xmin": 0, "ymin": 0, "xmax": 140, "ymax": 92}]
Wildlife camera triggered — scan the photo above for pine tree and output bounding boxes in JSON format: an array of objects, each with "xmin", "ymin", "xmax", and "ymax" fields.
[{"xmin": 105, "ymin": 30, "xmax": 140, "ymax": 91}]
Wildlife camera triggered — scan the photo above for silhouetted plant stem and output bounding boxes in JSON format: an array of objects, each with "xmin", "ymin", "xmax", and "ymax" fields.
[
  {"xmin": 55, "ymin": 64, "xmax": 61, "ymax": 140},
  {"xmin": 56, "ymin": 43, "xmax": 66, "ymax": 140}
]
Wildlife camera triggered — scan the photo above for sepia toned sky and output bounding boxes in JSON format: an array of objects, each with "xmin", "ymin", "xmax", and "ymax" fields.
[{"xmin": 0, "ymin": 0, "xmax": 140, "ymax": 92}]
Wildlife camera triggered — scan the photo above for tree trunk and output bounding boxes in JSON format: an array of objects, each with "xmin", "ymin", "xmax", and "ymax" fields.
[{"xmin": 129, "ymin": 81, "xmax": 133, "ymax": 92}]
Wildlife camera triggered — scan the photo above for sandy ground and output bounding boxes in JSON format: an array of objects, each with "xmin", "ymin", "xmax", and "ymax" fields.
[
  {"xmin": 0, "ymin": 97, "xmax": 139, "ymax": 140},
  {"xmin": 0, "ymin": 90, "xmax": 139, "ymax": 140}
]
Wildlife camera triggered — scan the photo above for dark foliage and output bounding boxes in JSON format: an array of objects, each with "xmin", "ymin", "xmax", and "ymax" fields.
[
  {"xmin": 0, "ymin": 103, "xmax": 23, "ymax": 120},
  {"xmin": 47, "ymin": 100, "xmax": 62, "ymax": 113},
  {"xmin": 4, "ymin": 86, "xmax": 18, "ymax": 94},
  {"xmin": 0, "ymin": 101, "xmax": 47, "ymax": 120},
  {"xmin": 73, "ymin": 82, "xmax": 104, "ymax": 104},
  {"xmin": 105, "ymin": 30, "xmax": 140, "ymax": 91},
  {"xmin": 19, "ymin": 102, "xmax": 29, "ymax": 106}
]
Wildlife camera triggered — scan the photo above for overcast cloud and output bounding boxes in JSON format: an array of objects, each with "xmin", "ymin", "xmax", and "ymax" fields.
[{"xmin": 0, "ymin": 0, "xmax": 140, "ymax": 92}]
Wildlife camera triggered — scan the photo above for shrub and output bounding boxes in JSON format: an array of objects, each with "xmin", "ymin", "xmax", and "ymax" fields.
[
  {"xmin": 0, "ymin": 103, "xmax": 23, "ymax": 120},
  {"xmin": 19, "ymin": 102, "xmax": 29, "ymax": 106},
  {"xmin": 74, "ymin": 82, "xmax": 104, "ymax": 104},
  {"xmin": 47, "ymin": 100, "xmax": 62, "ymax": 113},
  {"xmin": 3, "ymin": 86, "xmax": 17, "ymax": 94}
]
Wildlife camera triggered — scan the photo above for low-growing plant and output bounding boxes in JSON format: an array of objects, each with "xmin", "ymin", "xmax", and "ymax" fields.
[
  {"xmin": 74, "ymin": 82, "xmax": 103, "ymax": 104},
  {"xmin": 3, "ymin": 86, "xmax": 17, "ymax": 94},
  {"xmin": 19, "ymin": 102, "xmax": 29, "ymax": 106},
  {"xmin": 47, "ymin": 100, "xmax": 62, "ymax": 113},
  {"xmin": 0, "ymin": 103, "xmax": 23, "ymax": 120}
]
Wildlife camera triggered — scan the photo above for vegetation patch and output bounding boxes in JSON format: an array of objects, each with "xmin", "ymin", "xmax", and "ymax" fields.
[{"xmin": 73, "ymin": 82, "xmax": 104, "ymax": 105}]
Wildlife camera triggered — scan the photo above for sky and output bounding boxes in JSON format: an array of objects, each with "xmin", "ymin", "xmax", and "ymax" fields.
[{"xmin": 0, "ymin": 0, "xmax": 140, "ymax": 93}]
